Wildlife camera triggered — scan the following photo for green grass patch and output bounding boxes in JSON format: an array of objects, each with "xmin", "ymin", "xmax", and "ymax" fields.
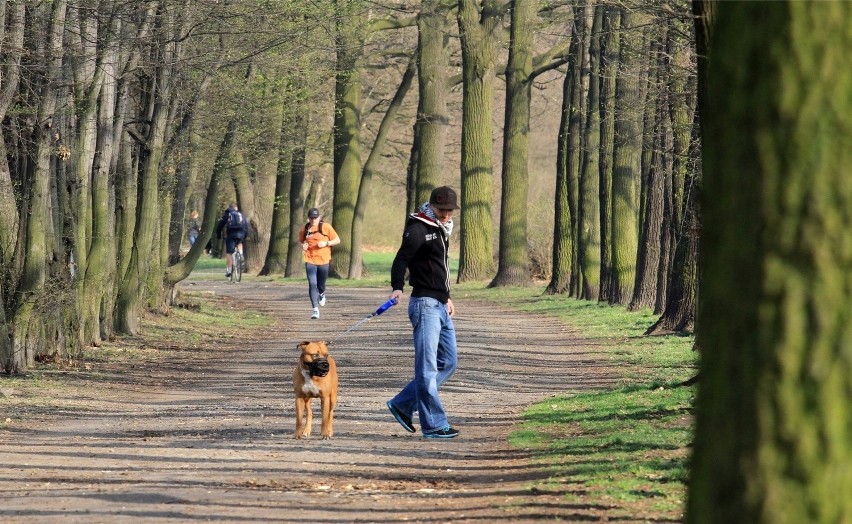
[
  {"xmin": 511, "ymin": 385, "xmax": 692, "ymax": 516},
  {"xmin": 453, "ymin": 284, "xmax": 696, "ymax": 519}
]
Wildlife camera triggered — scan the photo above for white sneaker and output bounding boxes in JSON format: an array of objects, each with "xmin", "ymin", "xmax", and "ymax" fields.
[
  {"xmin": 319, "ymin": 294, "xmax": 326, "ymax": 307},
  {"xmin": 311, "ymin": 308, "xmax": 320, "ymax": 319}
]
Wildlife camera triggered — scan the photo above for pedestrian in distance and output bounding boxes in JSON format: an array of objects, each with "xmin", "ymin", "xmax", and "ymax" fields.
[
  {"xmin": 187, "ymin": 209, "xmax": 201, "ymax": 246},
  {"xmin": 386, "ymin": 186, "xmax": 461, "ymax": 439},
  {"xmin": 298, "ymin": 207, "xmax": 340, "ymax": 319},
  {"xmin": 215, "ymin": 202, "xmax": 249, "ymax": 277}
]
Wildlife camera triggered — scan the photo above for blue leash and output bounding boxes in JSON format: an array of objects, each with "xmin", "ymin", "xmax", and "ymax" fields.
[{"xmin": 329, "ymin": 298, "xmax": 398, "ymax": 342}]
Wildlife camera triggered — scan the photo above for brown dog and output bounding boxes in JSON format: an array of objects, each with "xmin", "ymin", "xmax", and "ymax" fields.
[{"xmin": 293, "ymin": 340, "xmax": 338, "ymax": 439}]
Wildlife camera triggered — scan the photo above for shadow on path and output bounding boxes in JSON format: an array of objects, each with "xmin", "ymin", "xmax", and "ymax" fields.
[{"xmin": 0, "ymin": 279, "xmax": 622, "ymax": 523}]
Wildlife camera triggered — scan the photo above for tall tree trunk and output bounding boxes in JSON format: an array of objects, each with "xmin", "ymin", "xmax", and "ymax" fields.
[
  {"xmin": 413, "ymin": 0, "xmax": 450, "ymax": 206},
  {"xmin": 457, "ymin": 0, "xmax": 501, "ymax": 283},
  {"xmin": 115, "ymin": 31, "xmax": 174, "ymax": 334},
  {"xmin": 260, "ymin": 96, "xmax": 296, "ymax": 276},
  {"xmin": 80, "ymin": 22, "xmax": 119, "ymax": 347},
  {"xmin": 630, "ymin": 37, "xmax": 666, "ymax": 311},
  {"xmin": 597, "ymin": 6, "xmax": 620, "ymax": 302},
  {"xmin": 566, "ymin": 2, "xmax": 590, "ymax": 296},
  {"xmin": 330, "ymin": 0, "xmax": 364, "ymax": 278},
  {"xmin": 404, "ymin": 118, "xmax": 421, "ymax": 217},
  {"xmin": 688, "ymin": 2, "xmax": 852, "ymax": 522},
  {"xmin": 0, "ymin": 1, "xmax": 24, "ymax": 263},
  {"xmin": 578, "ymin": 2, "xmax": 601, "ymax": 301},
  {"xmin": 10, "ymin": 0, "xmax": 69, "ymax": 372},
  {"xmin": 646, "ymin": 4, "xmax": 702, "ymax": 334},
  {"xmin": 164, "ymin": 120, "xmax": 238, "ymax": 296},
  {"xmin": 166, "ymin": 83, "xmax": 217, "ymax": 264},
  {"xmin": 491, "ymin": 0, "xmax": 536, "ymax": 288},
  {"xmin": 68, "ymin": 3, "xmax": 102, "ymax": 284},
  {"xmin": 609, "ymin": 9, "xmax": 647, "ymax": 305},
  {"xmin": 286, "ymin": 111, "xmax": 309, "ymax": 277},
  {"xmin": 546, "ymin": 8, "xmax": 579, "ymax": 295},
  {"xmin": 666, "ymin": 20, "xmax": 696, "ymax": 238},
  {"xmin": 350, "ymin": 57, "xmax": 416, "ymax": 279}
]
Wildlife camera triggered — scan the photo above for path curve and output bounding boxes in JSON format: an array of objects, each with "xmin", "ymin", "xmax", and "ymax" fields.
[{"xmin": 1, "ymin": 280, "xmax": 620, "ymax": 523}]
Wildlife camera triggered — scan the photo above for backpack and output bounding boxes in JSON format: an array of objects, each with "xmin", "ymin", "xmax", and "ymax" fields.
[
  {"xmin": 227, "ymin": 209, "xmax": 244, "ymax": 231},
  {"xmin": 304, "ymin": 220, "xmax": 325, "ymax": 240}
]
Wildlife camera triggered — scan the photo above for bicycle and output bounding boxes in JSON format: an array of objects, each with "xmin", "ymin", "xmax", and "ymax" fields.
[{"xmin": 228, "ymin": 250, "xmax": 243, "ymax": 283}]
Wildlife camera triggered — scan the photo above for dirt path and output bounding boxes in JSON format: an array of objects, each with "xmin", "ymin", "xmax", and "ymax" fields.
[{"xmin": 1, "ymin": 280, "xmax": 623, "ymax": 523}]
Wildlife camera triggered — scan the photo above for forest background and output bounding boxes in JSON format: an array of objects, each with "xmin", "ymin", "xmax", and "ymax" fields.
[
  {"xmin": 2, "ymin": 1, "xmax": 851, "ymax": 521},
  {"xmin": 0, "ymin": 0, "xmax": 700, "ymax": 372}
]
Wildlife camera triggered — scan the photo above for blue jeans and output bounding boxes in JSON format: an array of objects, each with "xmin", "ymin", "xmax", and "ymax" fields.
[
  {"xmin": 391, "ymin": 296, "xmax": 458, "ymax": 433},
  {"xmin": 305, "ymin": 263, "xmax": 329, "ymax": 308}
]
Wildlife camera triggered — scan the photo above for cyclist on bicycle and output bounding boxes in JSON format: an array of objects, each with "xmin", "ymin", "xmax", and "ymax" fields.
[{"xmin": 215, "ymin": 202, "xmax": 249, "ymax": 278}]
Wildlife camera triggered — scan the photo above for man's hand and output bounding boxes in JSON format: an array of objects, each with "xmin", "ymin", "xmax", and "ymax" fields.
[
  {"xmin": 447, "ymin": 298, "xmax": 455, "ymax": 317},
  {"xmin": 390, "ymin": 289, "xmax": 402, "ymax": 302}
]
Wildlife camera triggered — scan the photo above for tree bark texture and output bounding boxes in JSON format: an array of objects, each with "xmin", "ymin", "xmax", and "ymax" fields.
[
  {"xmin": 456, "ymin": 0, "xmax": 501, "ymax": 283},
  {"xmin": 491, "ymin": 0, "xmax": 538, "ymax": 287},
  {"xmin": 577, "ymin": 3, "xmax": 601, "ymax": 301},
  {"xmin": 413, "ymin": 0, "xmax": 450, "ymax": 206},
  {"xmin": 545, "ymin": 10, "xmax": 578, "ymax": 295},
  {"xmin": 688, "ymin": 3, "xmax": 852, "ymax": 522},
  {"xmin": 286, "ymin": 111, "xmax": 309, "ymax": 278},
  {"xmin": 10, "ymin": 0, "xmax": 68, "ymax": 372},
  {"xmin": 350, "ymin": 57, "xmax": 416, "ymax": 279},
  {"xmin": 596, "ymin": 6, "xmax": 620, "ymax": 303},
  {"xmin": 0, "ymin": 1, "xmax": 24, "ymax": 264},
  {"xmin": 115, "ymin": 30, "xmax": 174, "ymax": 334},
  {"xmin": 608, "ymin": 9, "xmax": 647, "ymax": 305},
  {"xmin": 330, "ymin": 1, "xmax": 363, "ymax": 279},
  {"xmin": 260, "ymin": 99, "xmax": 296, "ymax": 277},
  {"xmin": 630, "ymin": 38, "xmax": 666, "ymax": 312}
]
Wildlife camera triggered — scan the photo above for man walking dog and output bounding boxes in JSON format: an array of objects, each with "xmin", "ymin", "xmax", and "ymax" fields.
[{"xmin": 386, "ymin": 186, "xmax": 461, "ymax": 439}]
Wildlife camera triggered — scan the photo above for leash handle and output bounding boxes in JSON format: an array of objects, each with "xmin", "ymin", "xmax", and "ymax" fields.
[{"xmin": 373, "ymin": 297, "xmax": 398, "ymax": 316}]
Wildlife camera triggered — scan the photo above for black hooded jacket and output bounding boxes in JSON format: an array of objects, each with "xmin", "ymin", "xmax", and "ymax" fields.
[{"xmin": 390, "ymin": 212, "xmax": 451, "ymax": 303}]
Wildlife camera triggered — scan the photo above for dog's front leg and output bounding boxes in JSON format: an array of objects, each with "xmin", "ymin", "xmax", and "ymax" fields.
[
  {"xmin": 295, "ymin": 397, "xmax": 306, "ymax": 439},
  {"xmin": 303, "ymin": 397, "xmax": 313, "ymax": 437},
  {"xmin": 320, "ymin": 395, "xmax": 334, "ymax": 439}
]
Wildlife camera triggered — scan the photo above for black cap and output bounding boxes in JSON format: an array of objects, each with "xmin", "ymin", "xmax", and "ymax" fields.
[
  {"xmin": 307, "ymin": 208, "xmax": 320, "ymax": 219},
  {"xmin": 429, "ymin": 186, "xmax": 460, "ymax": 210}
]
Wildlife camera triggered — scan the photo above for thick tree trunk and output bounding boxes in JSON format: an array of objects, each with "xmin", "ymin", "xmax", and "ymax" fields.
[
  {"xmin": 80, "ymin": 33, "xmax": 118, "ymax": 347},
  {"xmin": 490, "ymin": 0, "xmax": 536, "ymax": 288},
  {"xmin": 666, "ymin": 22, "xmax": 696, "ymax": 236},
  {"xmin": 688, "ymin": 3, "xmax": 852, "ymax": 522},
  {"xmin": 597, "ymin": 6, "xmax": 620, "ymax": 303},
  {"xmin": 0, "ymin": 1, "xmax": 24, "ymax": 263},
  {"xmin": 565, "ymin": 2, "xmax": 590, "ymax": 296},
  {"xmin": 577, "ymin": 3, "xmax": 601, "ymax": 301},
  {"xmin": 413, "ymin": 0, "xmax": 450, "ymax": 206},
  {"xmin": 240, "ymin": 86, "xmax": 283, "ymax": 275},
  {"xmin": 630, "ymin": 38, "xmax": 666, "ymax": 311},
  {"xmin": 456, "ymin": 0, "xmax": 501, "ymax": 283},
  {"xmin": 609, "ymin": 9, "xmax": 647, "ymax": 305},
  {"xmin": 115, "ymin": 53, "xmax": 172, "ymax": 334},
  {"xmin": 330, "ymin": 1, "xmax": 364, "ymax": 279},
  {"xmin": 10, "ymin": 0, "xmax": 68, "ymax": 372},
  {"xmin": 260, "ymin": 97, "xmax": 296, "ymax": 277},
  {"xmin": 546, "ymin": 12, "xmax": 578, "ymax": 295}
]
